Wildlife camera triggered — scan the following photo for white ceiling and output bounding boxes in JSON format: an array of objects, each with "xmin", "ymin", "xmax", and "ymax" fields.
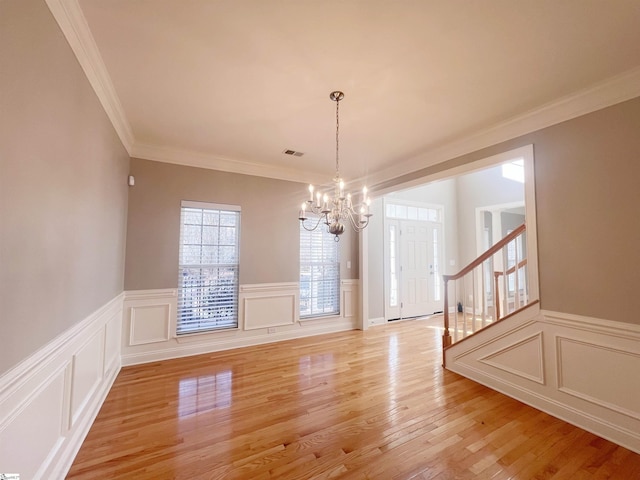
[{"xmin": 58, "ymin": 0, "xmax": 640, "ymax": 187}]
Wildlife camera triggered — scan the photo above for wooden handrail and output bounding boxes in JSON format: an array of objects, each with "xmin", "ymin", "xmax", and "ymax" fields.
[
  {"xmin": 443, "ymin": 223, "xmax": 526, "ymax": 282},
  {"xmin": 494, "ymin": 258, "xmax": 528, "ymax": 279},
  {"xmin": 442, "ymin": 223, "xmax": 526, "ymax": 351}
]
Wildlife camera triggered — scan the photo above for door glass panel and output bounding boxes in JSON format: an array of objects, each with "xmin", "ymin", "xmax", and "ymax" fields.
[
  {"xmin": 389, "ymin": 225, "xmax": 398, "ymax": 307},
  {"xmin": 432, "ymin": 227, "xmax": 441, "ymax": 301}
]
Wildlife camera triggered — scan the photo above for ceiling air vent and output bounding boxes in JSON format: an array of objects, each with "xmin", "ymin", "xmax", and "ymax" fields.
[{"xmin": 283, "ymin": 149, "xmax": 304, "ymax": 157}]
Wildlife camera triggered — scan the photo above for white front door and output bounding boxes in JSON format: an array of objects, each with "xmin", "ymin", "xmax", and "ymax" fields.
[{"xmin": 399, "ymin": 220, "xmax": 443, "ymax": 318}]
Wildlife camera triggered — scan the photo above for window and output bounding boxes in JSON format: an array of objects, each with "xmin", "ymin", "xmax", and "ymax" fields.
[
  {"xmin": 389, "ymin": 225, "xmax": 398, "ymax": 308},
  {"xmin": 177, "ymin": 201, "xmax": 240, "ymax": 334},
  {"xmin": 386, "ymin": 203, "xmax": 440, "ymax": 222},
  {"xmin": 299, "ymin": 224, "xmax": 340, "ymax": 318},
  {"xmin": 502, "ymin": 158, "xmax": 525, "ymax": 183}
]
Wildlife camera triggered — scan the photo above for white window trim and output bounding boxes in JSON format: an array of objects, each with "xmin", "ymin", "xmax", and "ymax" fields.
[
  {"xmin": 299, "ymin": 223, "xmax": 341, "ymax": 319},
  {"xmin": 177, "ymin": 201, "xmax": 241, "ymax": 336}
]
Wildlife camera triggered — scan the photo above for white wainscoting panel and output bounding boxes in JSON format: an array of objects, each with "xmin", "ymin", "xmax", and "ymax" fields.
[
  {"xmin": 479, "ymin": 332, "xmax": 545, "ymax": 384},
  {"xmin": 0, "ymin": 293, "xmax": 123, "ymax": 479},
  {"xmin": 444, "ymin": 306, "xmax": 640, "ymax": 454},
  {"xmin": 122, "ymin": 282, "xmax": 360, "ymax": 366},
  {"xmin": 0, "ymin": 365, "xmax": 66, "ymax": 480},
  {"xmin": 70, "ymin": 330, "xmax": 105, "ymax": 428},
  {"xmin": 240, "ymin": 283, "xmax": 298, "ymax": 330},
  {"xmin": 341, "ymin": 279, "xmax": 358, "ymax": 319},
  {"xmin": 124, "ymin": 289, "xmax": 176, "ymax": 348},
  {"xmin": 130, "ymin": 304, "xmax": 172, "ymax": 345},
  {"xmin": 556, "ymin": 336, "xmax": 640, "ymax": 421}
]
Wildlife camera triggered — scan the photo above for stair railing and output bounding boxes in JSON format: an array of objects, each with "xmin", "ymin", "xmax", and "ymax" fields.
[
  {"xmin": 494, "ymin": 258, "xmax": 528, "ymax": 320},
  {"xmin": 442, "ymin": 223, "xmax": 527, "ymax": 349}
]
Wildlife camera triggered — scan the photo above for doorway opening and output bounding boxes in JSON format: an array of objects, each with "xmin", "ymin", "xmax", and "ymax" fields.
[{"xmin": 363, "ymin": 144, "xmax": 538, "ymax": 328}]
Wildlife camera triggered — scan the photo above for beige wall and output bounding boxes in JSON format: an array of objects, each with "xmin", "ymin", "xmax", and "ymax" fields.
[
  {"xmin": 124, "ymin": 158, "xmax": 359, "ymax": 290},
  {"xmin": 374, "ymin": 96, "xmax": 640, "ymax": 325},
  {"xmin": 0, "ymin": 0, "xmax": 130, "ymax": 374}
]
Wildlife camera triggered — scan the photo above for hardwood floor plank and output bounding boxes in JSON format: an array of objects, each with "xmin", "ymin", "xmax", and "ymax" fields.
[{"xmin": 67, "ymin": 318, "xmax": 640, "ymax": 479}]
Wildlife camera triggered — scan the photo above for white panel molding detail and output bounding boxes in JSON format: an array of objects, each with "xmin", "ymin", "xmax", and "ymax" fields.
[
  {"xmin": 129, "ymin": 304, "xmax": 172, "ymax": 345},
  {"xmin": 478, "ymin": 332, "xmax": 545, "ymax": 385},
  {"xmin": 69, "ymin": 330, "xmax": 105, "ymax": 428},
  {"xmin": 556, "ymin": 336, "xmax": 640, "ymax": 421},
  {"xmin": 0, "ymin": 293, "xmax": 124, "ymax": 479},
  {"xmin": 341, "ymin": 279, "xmax": 359, "ymax": 319},
  {"xmin": 445, "ymin": 307, "xmax": 640, "ymax": 454},
  {"xmin": 123, "ymin": 289, "xmax": 177, "ymax": 348},
  {"xmin": 121, "ymin": 284, "xmax": 359, "ymax": 366},
  {"xmin": 541, "ymin": 310, "xmax": 640, "ymax": 340},
  {"xmin": 240, "ymin": 283, "xmax": 298, "ymax": 331}
]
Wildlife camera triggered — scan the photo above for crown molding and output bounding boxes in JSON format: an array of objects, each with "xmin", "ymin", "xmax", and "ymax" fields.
[
  {"xmin": 365, "ymin": 66, "xmax": 640, "ymax": 189},
  {"xmin": 131, "ymin": 142, "xmax": 328, "ymax": 185},
  {"xmin": 45, "ymin": 0, "xmax": 134, "ymax": 154},
  {"xmin": 45, "ymin": 0, "xmax": 640, "ymax": 187}
]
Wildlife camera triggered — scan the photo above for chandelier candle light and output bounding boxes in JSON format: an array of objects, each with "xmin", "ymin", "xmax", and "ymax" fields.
[{"xmin": 298, "ymin": 91, "xmax": 372, "ymax": 240}]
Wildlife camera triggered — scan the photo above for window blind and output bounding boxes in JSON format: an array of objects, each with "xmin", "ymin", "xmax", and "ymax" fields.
[
  {"xmin": 299, "ymin": 223, "xmax": 340, "ymax": 318},
  {"xmin": 177, "ymin": 203, "xmax": 240, "ymax": 334}
]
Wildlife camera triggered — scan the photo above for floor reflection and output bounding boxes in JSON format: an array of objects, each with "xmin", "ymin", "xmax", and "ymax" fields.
[
  {"xmin": 178, "ymin": 370, "xmax": 232, "ymax": 416},
  {"xmin": 298, "ymin": 353, "xmax": 335, "ymax": 388},
  {"xmin": 388, "ymin": 334, "xmax": 399, "ymax": 413}
]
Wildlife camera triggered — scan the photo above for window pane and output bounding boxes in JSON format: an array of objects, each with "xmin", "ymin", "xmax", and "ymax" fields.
[
  {"xmin": 219, "ymin": 226, "xmax": 236, "ymax": 245},
  {"xmin": 220, "ymin": 213, "xmax": 236, "ymax": 226},
  {"xmin": 182, "ymin": 245, "xmax": 202, "ymax": 265},
  {"xmin": 183, "ymin": 208, "xmax": 202, "ymax": 225},
  {"xmin": 203, "ymin": 211, "xmax": 219, "ymax": 226},
  {"xmin": 386, "ymin": 204, "xmax": 396, "ymax": 218},
  {"xmin": 183, "ymin": 225, "xmax": 202, "ymax": 245},
  {"xmin": 299, "ymin": 220, "xmax": 340, "ymax": 318},
  {"xmin": 178, "ymin": 205, "xmax": 240, "ymax": 334},
  {"xmin": 202, "ymin": 225, "xmax": 218, "ymax": 245}
]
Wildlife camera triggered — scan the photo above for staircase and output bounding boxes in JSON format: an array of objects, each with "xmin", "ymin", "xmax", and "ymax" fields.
[
  {"xmin": 438, "ymin": 223, "xmax": 640, "ymax": 453},
  {"xmin": 441, "ymin": 223, "xmax": 537, "ymax": 366}
]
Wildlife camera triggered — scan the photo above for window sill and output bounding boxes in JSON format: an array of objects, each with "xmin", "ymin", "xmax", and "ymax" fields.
[
  {"xmin": 175, "ymin": 326, "xmax": 239, "ymax": 343},
  {"xmin": 299, "ymin": 314, "xmax": 342, "ymax": 323}
]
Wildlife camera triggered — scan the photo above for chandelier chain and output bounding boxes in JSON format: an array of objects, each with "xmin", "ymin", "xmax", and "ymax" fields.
[{"xmin": 335, "ymin": 97, "xmax": 340, "ymax": 176}]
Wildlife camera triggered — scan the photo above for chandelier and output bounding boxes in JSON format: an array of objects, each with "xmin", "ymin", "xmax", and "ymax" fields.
[{"xmin": 298, "ymin": 91, "xmax": 372, "ymax": 240}]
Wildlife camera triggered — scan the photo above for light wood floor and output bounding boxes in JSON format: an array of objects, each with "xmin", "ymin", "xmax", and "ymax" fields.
[{"xmin": 68, "ymin": 318, "xmax": 640, "ymax": 479}]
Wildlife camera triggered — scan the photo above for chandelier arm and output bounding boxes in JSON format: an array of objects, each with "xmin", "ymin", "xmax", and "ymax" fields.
[
  {"xmin": 346, "ymin": 211, "xmax": 362, "ymax": 231},
  {"xmin": 300, "ymin": 214, "xmax": 326, "ymax": 232}
]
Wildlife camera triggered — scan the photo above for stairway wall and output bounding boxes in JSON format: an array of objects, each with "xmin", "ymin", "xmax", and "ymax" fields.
[{"xmin": 444, "ymin": 305, "xmax": 640, "ymax": 454}]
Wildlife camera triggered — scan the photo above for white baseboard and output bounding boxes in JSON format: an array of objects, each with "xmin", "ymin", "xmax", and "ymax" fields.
[
  {"xmin": 121, "ymin": 282, "xmax": 359, "ymax": 366},
  {"xmin": 445, "ymin": 307, "xmax": 640, "ymax": 454},
  {"xmin": 368, "ymin": 317, "xmax": 386, "ymax": 327},
  {"xmin": 0, "ymin": 293, "xmax": 124, "ymax": 479}
]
